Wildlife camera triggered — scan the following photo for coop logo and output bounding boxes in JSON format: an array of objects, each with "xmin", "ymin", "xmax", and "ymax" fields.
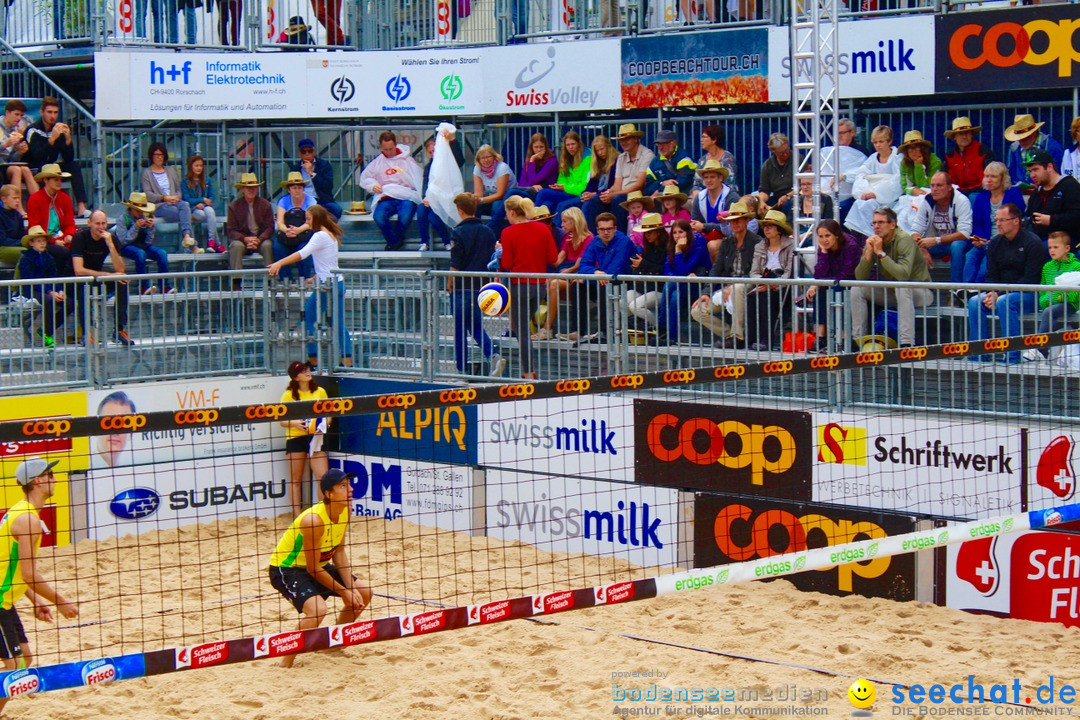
[
  {"xmin": 80, "ymin": 659, "xmax": 116, "ymax": 686},
  {"xmin": 245, "ymin": 404, "xmax": 287, "ymax": 420},
  {"xmin": 3, "ymin": 668, "xmax": 40, "ymax": 697},
  {"xmin": 762, "ymin": 360, "xmax": 793, "ymax": 375},
  {"xmin": 99, "ymin": 414, "xmax": 146, "ymax": 431},
  {"xmin": 948, "ymin": 16, "xmax": 1080, "ymax": 77},
  {"xmin": 899, "ymin": 347, "xmax": 927, "ymax": 360},
  {"xmin": 663, "ymin": 370, "xmax": 696, "ymax": 384},
  {"xmin": 955, "ymin": 536, "xmax": 1000, "ymax": 596},
  {"xmin": 856, "ymin": 351, "xmax": 884, "ymax": 365},
  {"xmin": 809, "ymin": 356, "xmax": 839, "ymax": 369},
  {"xmin": 330, "ymin": 75, "xmax": 355, "ymax": 103},
  {"xmin": 983, "ymin": 338, "xmax": 1010, "ymax": 352},
  {"xmin": 1025, "ymin": 334, "xmax": 1049, "ymax": 347},
  {"xmin": 1064, "ymin": 330, "xmax": 1080, "ymax": 343},
  {"xmin": 710, "ymin": 503, "xmax": 892, "ymax": 592},
  {"xmin": 505, "ymin": 45, "xmax": 601, "ymax": 108},
  {"xmin": 383, "ymin": 74, "xmax": 416, "ymax": 111},
  {"xmin": 498, "ymin": 384, "xmax": 535, "ymax": 398},
  {"xmin": 556, "ymin": 379, "xmax": 591, "ymax": 394},
  {"xmin": 943, "ymin": 342, "xmax": 970, "ymax": 356},
  {"xmin": 1037, "ymin": 435, "xmax": 1075, "ymax": 500},
  {"xmin": 610, "ymin": 374, "xmax": 644, "ymax": 389},
  {"xmin": 645, "ymin": 413, "xmax": 796, "ymax": 485},
  {"xmin": 316, "ymin": 398, "xmax": 356, "ymax": 413},
  {"xmin": 713, "ymin": 365, "xmax": 747, "ymax": 379},
  {"xmin": 438, "ymin": 389, "xmax": 476, "ymax": 404},
  {"xmin": 109, "ymin": 487, "xmax": 161, "ymax": 521},
  {"xmin": 149, "ymin": 60, "xmax": 192, "ymax": 85},
  {"xmin": 21, "ymin": 419, "xmax": 70, "ymax": 437},
  {"xmin": 817, "ymin": 423, "xmax": 868, "ymax": 466},
  {"xmin": 173, "ymin": 409, "xmax": 218, "ymax": 426}
]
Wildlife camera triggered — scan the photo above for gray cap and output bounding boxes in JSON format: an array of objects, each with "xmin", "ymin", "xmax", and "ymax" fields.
[
  {"xmin": 14, "ymin": 457, "xmax": 59, "ymax": 487},
  {"xmin": 655, "ymin": 129, "xmax": 678, "ymax": 143}
]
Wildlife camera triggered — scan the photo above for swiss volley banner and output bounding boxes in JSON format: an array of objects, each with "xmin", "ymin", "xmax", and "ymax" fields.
[
  {"xmin": 620, "ymin": 29, "xmax": 769, "ymax": 109},
  {"xmin": 936, "ymin": 5, "xmax": 1080, "ymax": 93}
]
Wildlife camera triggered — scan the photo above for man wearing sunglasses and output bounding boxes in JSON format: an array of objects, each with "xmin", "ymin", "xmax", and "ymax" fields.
[{"xmin": 290, "ymin": 139, "xmax": 343, "ymax": 220}]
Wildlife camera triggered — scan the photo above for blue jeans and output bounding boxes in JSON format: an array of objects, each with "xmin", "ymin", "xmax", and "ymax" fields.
[
  {"xmin": 534, "ymin": 188, "xmax": 581, "ymax": 226},
  {"xmin": 273, "ymin": 235, "xmax": 314, "ymax": 279},
  {"xmin": 416, "ymin": 204, "xmax": 452, "ymax": 245},
  {"xmin": 660, "ymin": 281, "xmax": 693, "ymax": 341},
  {"xmin": 121, "ymin": 243, "xmax": 172, "ymax": 291},
  {"xmin": 154, "ymin": 200, "xmax": 193, "ymax": 237},
  {"xmin": 181, "ymin": 3, "xmax": 196, "ymax": 43},
  {"xmin": 967, "ymin": 291, "xmax": 1037, "ymax": 363},
  {"xmin": 510, "ymin": 0, "xmax": 529, "ymax": 40},
  {"xmin": 305, "ymin": 280, "xmax": 353, "ymax": 362},
  {"xmin": 927, "ymin": 239, "xmax": 972, "ymax": 284},
  {"xmin": 321, "ymin": 201, "xmax": 343, "ymax": 220},
  {"xmin": 452, "ymin": 289, "xmax": 498, "ymax": 372},
  {"xmin": 583, "ymin": 194, "xmax": 628, "ymax": 234},
  {"xmin": 962, "ymin": 245, "xmax": 988, "ymax": 284},
  {"xmin": 479, "ymin": 200, "xmax": 507, "ymax": 235},
  {"xmin": 373, "ymin": 198, "xmax": 417, "ymax": 248}
]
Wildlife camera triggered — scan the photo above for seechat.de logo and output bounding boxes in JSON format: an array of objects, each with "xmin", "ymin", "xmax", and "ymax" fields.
[
  {"xmin": 330, "ymin": 75, "xmax": 355, "ymax": 104},
  {"xmin": 610, "ymin": 374, "xmax": 644, "ymax": 389},
  {"xmin": 375, "ymin": 395, "xmax": 413, "ymax": 410},
  {"xmin": 22, "ymin": 419, "xmax": 71, "ymax": 437},
  {"xmin": 315, "ymin": 399, "xmax": 356, "ymax": 413},
  {"xmin": 110, "ymin": 487, "xmax": 161, "ymax": 521},
  {"xmin": 99, "ymin": 414, "xmax": 147, "ymax": 431},
  {"xmin": 174, "ymin": 409, "xmax": 219, "ymax": 426},
  {"xmin": 245, "ymin": 404, "xmax": 287, "ymax": 420},
  {"xmin": 498, "ymin": 384, "xmax": 535, "ymax": 398},
  {"xmin": 440, "ymin": 74, "xmax": 463, "ymax": 101},
  {"xmin": 439, "ymin": 389, "xmax": 477, "ymax": 404},
  {"xmin": 385, "ymin": 74, "xmax": 412, "ymax": 103},
  {"xmin": 555, "ymin": 379, "xmax": 591, "ymax": 394}
]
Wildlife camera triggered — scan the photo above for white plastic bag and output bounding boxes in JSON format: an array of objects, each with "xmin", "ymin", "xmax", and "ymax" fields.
[{"xmin": 425, "ymin": 122, "xmax": 464, "ymax": 228}]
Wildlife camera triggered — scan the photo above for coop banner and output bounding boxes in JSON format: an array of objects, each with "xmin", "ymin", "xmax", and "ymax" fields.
[{"xmin": 621, "ymin": 28, "xmax": 769, "ymax": 108}]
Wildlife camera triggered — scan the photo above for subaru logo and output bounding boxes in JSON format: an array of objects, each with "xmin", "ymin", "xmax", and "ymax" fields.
[
  {"xmin": 330, "ymin": 75, "xmax": 355, "ymax": 104},
  {"xmin": 385, "ymin": 74, "xmax": 412, "ymax": 103},
  {"xmin": 440, "ymin": 74, "xmax": 463, "ymax": 101},
  {"xmin": 110, "ymin": 487, "xmax": 161, "ymax": 520}
]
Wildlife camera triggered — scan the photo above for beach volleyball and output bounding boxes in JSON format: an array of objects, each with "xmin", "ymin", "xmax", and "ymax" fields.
[{"xmin": 477, "ymin": 282, "xmax": 511, "ymax": 316}]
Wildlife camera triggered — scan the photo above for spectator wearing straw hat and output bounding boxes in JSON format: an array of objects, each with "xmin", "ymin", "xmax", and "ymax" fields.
[
  {"xmin": 1004, "ymin": 114, "xmax": 1064, "ymax": 195},
  {"xmin": 291, "ymin": 138, "xmax": 342, "ymax": 219},
  {"xmin": 744, "ymin": 209, "xmax": 795, "ymax": 351},
  {"xmin": 583, "ymin": 124, "xmax": 655, "ymax": 234},
  {"xmin": 689, "ymin": 159, "xmax": 736, "ymax": 262},
  {"xmin": 17, "ymin": 225, "xmax": 72, "ymax": 348},
  {"xmin": 112, "ymin": 191, "xmax": 177, "ymax": 295},
  {"xmin": 278, "ymin": 15, "xmax": 315, "ymax": 45},
  {"xmin": 943, "ymin": 116, "xmax": 994, "ymax": 197},
  {"xmin": 1024, "ymin": 149, "xmax": 1080, "ymax": 248},
  {"xmin": 691, "ymin": 200, "xmax": 761, "ymax": 348},
  {"xmin": 275, "ymin": 171, "xmax": 316, "ymax": 281},
  {"xmin": 26, "ymin": 163, "xmax": 75, "ymax": 275},
  {"xmin": 619, "ymin": 190, "xmax": 654, "ymax": 249},
  {"xmin": 657, "ymin": 185, "xmax": 691, "ymax": 227},
  {"xmin": 756, "ymin": 133, "xmax": 794, "ymax": 209},
  {"xmin": 897, "ymin": 130, "xmax": 942, "ymax": 198},
  {"xmin": 226, "ymin": 173, "xmax": 274, "ymax": 275},
  {"xmin": 645, "ymin": 129, "xmax": 697, "ymax": 197}
]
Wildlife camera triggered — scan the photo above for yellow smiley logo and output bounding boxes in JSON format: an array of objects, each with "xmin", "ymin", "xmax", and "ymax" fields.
[{"xmin": 848, "ymin": 678, "xmax": 876, "ymax": 710}]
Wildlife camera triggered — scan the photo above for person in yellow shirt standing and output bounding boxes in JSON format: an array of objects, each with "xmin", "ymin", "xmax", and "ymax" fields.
[
  {"xmin": 280, "ymin": 360, "xmax": 329, "ymax": 516},
  {"xmin": 0, "ymin": 457, "xmax": 78, "ymax": 715},
  {"xmin": 268, "ymin": 469, "xmax": 371, "ymax": 668}
]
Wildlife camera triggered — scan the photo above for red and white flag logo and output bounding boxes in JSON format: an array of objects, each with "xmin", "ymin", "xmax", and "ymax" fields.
[
  {"xmin": 1037, "ymin": 436, "xmax": 1075, "ymax": 500},
  {"xmin": 956, "ymin": 537, "xmax": 1000, "ymax": 596}
]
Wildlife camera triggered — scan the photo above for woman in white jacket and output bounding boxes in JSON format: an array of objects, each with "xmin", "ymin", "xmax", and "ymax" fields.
[{"xmin": 843, "ymin": 126, "xmax": 901, "ymax": 238}]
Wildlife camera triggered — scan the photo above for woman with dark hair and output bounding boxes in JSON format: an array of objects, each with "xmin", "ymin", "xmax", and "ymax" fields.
[
  {"xmin": 534, "ymin": 131, "xmax": 592, "ymax": 222},
  {"xmin": 279, "ymin": 360, "xmax": 329, "ymax": 515},
  {"xmin": 659, "ymin": 219, "xmax": 711, "ymax": 344},
  {"xmin": 897, "ymin": 130, "xmax": 942, "ymax": 198},
  {"xmin": 268, "ymin": 205, "xmax": 353, "ymax": 371},
  {"xmin": 624, "ymin": 213, "xmax": 669, "ymax": 330},
  {"xmin": 181, "ymin": 154, "xmax": 222, "ymax": 253},
  {"xmin": 693, "ymin": 125, "xmax": 738, "ymax": 197},
  {"xmin": 140, "ymin": 141, "xmax": 196, "ymax": 250},
  {"xmin": 804, "ymin": 218, "xmax": 861, "ymax": 351},
  {"xmin": 508, "ymin": 133, "xmax": 559, "ymax": 200}
]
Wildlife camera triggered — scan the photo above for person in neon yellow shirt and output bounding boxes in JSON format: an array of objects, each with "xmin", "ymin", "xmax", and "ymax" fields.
[
  {"xmin": 280, "ymin": 360, "xmax": 329, "ymax": 516},
  {"xmin": 269, "ymin": 469, "xmax": 371, "ymax": 668},
  {"xmin": 0, "ymin": 457, "xmax": 78, "ymax": 714}
]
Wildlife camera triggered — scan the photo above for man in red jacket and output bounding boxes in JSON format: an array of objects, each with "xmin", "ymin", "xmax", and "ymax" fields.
[
  {"xmin": 943, "ymin": 116, "xmax": 994, "ymax": 198},
  {"xmin": 25, "ymin": 163, "xmax": 74, "ymax": 275}
]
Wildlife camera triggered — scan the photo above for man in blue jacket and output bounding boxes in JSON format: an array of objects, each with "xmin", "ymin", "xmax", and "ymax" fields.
[
  {"xmin": 562, "ymin": 212, "xmax": 634, "ymax": 344},
  {"xmin": 291, "ymin": 139, "xmax": 342, "ymax": 219},
  {"xmin": 644, "ymin": 129, "xmax": 697, "ymax": 197}
]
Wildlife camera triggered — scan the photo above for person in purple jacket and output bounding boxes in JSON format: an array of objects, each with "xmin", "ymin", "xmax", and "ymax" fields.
[
  {"xmin": 658, "ymin": 219, "xmax": 712, "ymax": 345},
  {"xmin": 559, "ymin": 212, "xmax": 634, "ymax": 344},
  {"xmin": 803, "ymin": 218, "xmax": 862, "ymax": 352},
  {"xmin": 506, "ymin": 134, "xmax": 559, "ymax": 202}
]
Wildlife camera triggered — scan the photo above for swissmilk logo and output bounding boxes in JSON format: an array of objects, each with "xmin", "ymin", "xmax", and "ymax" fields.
[
  {"xmin": 385, "ymin": 74, "xmax": 412, "ymax": 103},
  {"xmin": 440, "ymin": 74, "xmax": 462, "ymax": 101}
]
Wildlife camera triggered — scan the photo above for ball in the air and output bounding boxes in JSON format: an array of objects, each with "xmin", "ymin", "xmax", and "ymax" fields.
[{"xmin": 478, "ymin": 282, "xmax": 511, "ymax": 316}]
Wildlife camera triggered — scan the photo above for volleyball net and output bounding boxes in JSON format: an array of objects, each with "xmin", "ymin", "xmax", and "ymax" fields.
[{"xmin": 0, "ymin": 335, "xmax": 1078, "ymax": 696}]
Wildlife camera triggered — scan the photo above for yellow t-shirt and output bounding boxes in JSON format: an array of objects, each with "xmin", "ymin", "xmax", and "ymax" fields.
[
  {"xmin": 0, "ymin": 500, "xmax": 42, "ymax": 610},
  {"xmin": 281, "ymin": 386, "xmax": 328, "ymax": 439},
  {"xmin": 268, "ymin": 501, "xmax": 348, "ymax": 569}
]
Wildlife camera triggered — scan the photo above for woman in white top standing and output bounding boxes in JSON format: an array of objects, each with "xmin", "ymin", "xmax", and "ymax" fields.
[
  {"xmin": 139, "ymin": 142, "xmax": 196, "ymax": 250},
  {"xmin": 268, "ymin": 205, "xmax": 354, "ymax": 370}
]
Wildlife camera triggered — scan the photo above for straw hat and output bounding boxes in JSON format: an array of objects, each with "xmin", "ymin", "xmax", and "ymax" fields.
[
  {"xmin": 897, "ymin": 130, "xmax": 932, "ymax": 154},
  {"xmin": 279, "ymin": 171, "xmax": 311, "ymax": 188},
  {"xmin": 618, "ymin": 190, "xmax": 655, "ymax": 212},
  {"xmin": 632, "ymin": 212, "xmax": 665, "ymax": 233},
  {"xmin": 615, "ymin": 123, "xmax": 644, "ymax": 140},
  {"xmin": 343, "ymin": 200, "xmax": 368, "ymax": 215},
  {"xmin": 944, "ymin": 116, "xmax": 982, "ymax": 139},
  {"xmin": 233, "ymin": 172, "xmax": 263, "ymax": 188},
  {"xmin": 284, "ymin": 15, "xmax": 310, "ymax": 35},
  {"xmin": 530, "ymin": 205, "xmax": 554, "ymax": 222},
  {"xmin": 34, "ymin": 163, "xmax": 71, "ymax": 182},
  {"xmin": 20, "ymin": 225, "xmax": 49, "ymax": 249},
  {"xmin": 658, "ymin": 185, "xmax": 687, "ymax": 205},
  {"xmin": 759, "ymin": 209, "xmax": 793, "ymax": 235},
  {"xmin": 858, "ymin": 335, "xmax": 898, "ymax": 352},
  {"xmin": 724, "ymin": 200, "xmax": 755, "ymax": 220},
  {"xmin": 694, "ymin": 158, "xmax": 730, "ymax": 181},
  {"xmin": 1004, "ymin": 114, "xmax": 1044, "ymax": 142},
  {"xmin": 123, "ymin": 191, "xmax": 156, "ymax": 215}
]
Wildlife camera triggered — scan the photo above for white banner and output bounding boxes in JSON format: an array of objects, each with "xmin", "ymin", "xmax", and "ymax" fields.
[
  {"xmin": 481, "ymin": 38, "xmax": 622, "ymax": 113},
  {"xmin": 812, "ymin": 411, "xmax": 1021, "ymax": 517},
  {"xmin": 768, "ymin": 15, "xmax": 935, "ymax": 101}
]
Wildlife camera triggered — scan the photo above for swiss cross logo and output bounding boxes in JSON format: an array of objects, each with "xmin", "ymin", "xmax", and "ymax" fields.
[
  {"xmin": 956, "ymin": 537, "xmax": 1000, "ymax": 596},
  {"xmin": 1037, "ymin": 436, "xmax": 1075, "ymax": 500}
]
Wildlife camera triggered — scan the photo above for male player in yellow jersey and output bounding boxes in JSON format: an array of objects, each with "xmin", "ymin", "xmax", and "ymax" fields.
[
  {"xmin": 268, "ymin": 468, "xmax": 372, "ymax": 668},
  {"xmin": 0, "ymin": 458, "xmax": 78, "ymax": 713}
]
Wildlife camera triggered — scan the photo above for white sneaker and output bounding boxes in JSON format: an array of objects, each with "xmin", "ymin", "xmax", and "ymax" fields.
[
  {"xmin": 1022, "ymin": 348, "xmax": 1044, "ymax": 363},
  {"xmin": 417, "ymin": 243, "xmax": 429, "ymax": 252},
  {"xmin": 181, "ymin": 236, "xmax": 196, "ymax": 248},
  {"xmin": 490, "ymin": 354, "xmax": 507, "ymax": 377}
]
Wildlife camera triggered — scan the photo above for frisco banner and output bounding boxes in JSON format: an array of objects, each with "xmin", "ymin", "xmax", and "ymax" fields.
[
  {"xmin": 621, "ymin": 29, "xmax": 769, "ymax": 108},
  {"xmin": 94, "ymin": 39, "xmax": 621, "ymax": 120}
]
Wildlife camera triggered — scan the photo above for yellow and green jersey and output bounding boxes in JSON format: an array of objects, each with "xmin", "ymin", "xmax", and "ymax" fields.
[
  {"xmin": 0, "ymin": 500, "xmax": 41, "ymax": 610},
  {"xmin": 269, "ymin": 502, "xmax": 348, "ymax": 569}
]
